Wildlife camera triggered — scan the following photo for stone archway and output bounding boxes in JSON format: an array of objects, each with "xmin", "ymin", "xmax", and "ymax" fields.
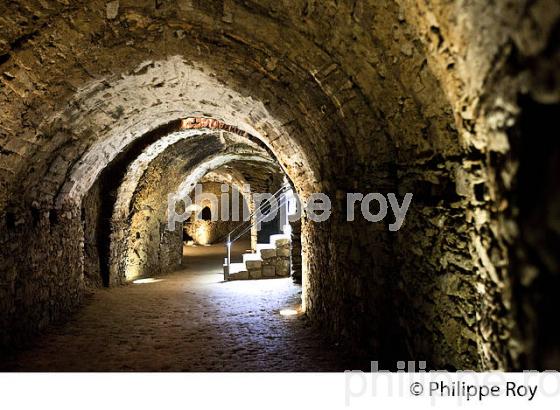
[{"xmin": 0, "ymin": 0, "xmax": 558, "ymax": 371}]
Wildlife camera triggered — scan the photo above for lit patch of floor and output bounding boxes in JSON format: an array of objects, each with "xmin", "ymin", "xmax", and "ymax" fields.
[
  {"xmin": 2, "ymin": 240, "xmax": 363, "ymax": 371},
  {"xmin": 133, "ymin": 278, "xmax": 164, "ymax": 284},
  {"xmin": 279, "ymin": 308, "xmax": 300, "ymax": 317}
]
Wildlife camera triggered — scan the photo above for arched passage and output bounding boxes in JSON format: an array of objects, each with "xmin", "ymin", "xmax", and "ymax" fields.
[
  {"xmin": 0, "ymin": 0, "xmax": 558, "ymax": 371},
  {"xmin": 97, "ymin": 125, "xmax": 282, "ymax": 286},
  {"xmin": 110, "ymin": 137, "xmax": 285, "ymax": 284}
]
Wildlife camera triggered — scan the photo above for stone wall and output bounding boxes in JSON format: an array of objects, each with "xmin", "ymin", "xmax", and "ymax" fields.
[
  {"xmin": 81, "ymin": 181, "xmax": 103, "ymax": 288},
  {"xmin": 0, "ymin": 0, "xmax": 558, "ymax": 369},
  {"xmin": 184, "ymin": 181, "xmax": 246, "ymax": 245},
  {"xmin": 290, "ymin": 220, "xmax": 302, "ymax": 283},
  {"xmin": 0, "ymin": 208, "xmax": 84, "ymax": 349}
]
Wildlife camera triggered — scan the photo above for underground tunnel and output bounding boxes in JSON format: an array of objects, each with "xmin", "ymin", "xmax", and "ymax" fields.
[{"xmin": 0, "ymin": 0, "xmax": 559, "ymax": 374}]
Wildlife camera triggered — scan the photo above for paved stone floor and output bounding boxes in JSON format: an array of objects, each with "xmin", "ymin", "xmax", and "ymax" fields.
[{"xmin": 2, "ymin": 241, "xmax": 363, "ymax": 371}]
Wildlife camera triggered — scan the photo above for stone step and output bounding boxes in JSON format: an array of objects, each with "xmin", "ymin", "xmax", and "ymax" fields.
[
  {"xmin": 248, "ymin": 268, "xmax": 262, "ymax": 280},
  {"xmin": 256, "ymin": 243, "xmax": 275, "ymax": 253},
  {"xmin": 262, "ymin": 265, "xmax": 276, "ymax": 277},
  {"xmin": 259, "ymin": 248, "xmax": 277, "ymax": 259},
  {"xmin": 242, "ymin": 252, "xmax": 262, "ymax": 263},
  {"xmin": 245, "ymin": 259, "xmax": 262, "ymax": 270},
  {"xmin": 226, "ymin": 234, "xmax": 291, "ymax": 281},
  {"xmin": 269, "ymin": 233, "xmax": 290, "ymax": 244},
  {"xmin": 228, "ymin": 262, "xmax": 248, "ymax": 274},
  {"xmin": 229, "ymin": 270, "xmax": 249, "ymax": 280}
]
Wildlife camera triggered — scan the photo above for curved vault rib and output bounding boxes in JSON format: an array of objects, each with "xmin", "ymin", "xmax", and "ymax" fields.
[
  {"xmin": 110, "ymin": 129, "xmax": 273, "ymax": 222},
  {"xmin": 49, "ymin": 56, "xmax": 319, "ymax": 210}
]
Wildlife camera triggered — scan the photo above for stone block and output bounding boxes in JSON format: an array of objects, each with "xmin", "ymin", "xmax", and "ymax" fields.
[
  {"xmin": 106, "ymin": 1, "xmax": 119, "ymax": 20},
  {"xmin": 275, "ymin": 238, "xmax": 290, "ymax": 247},
  {"xmin": 276, "ymin": 259, "xmax": 290, "ymax": 277},
  {"xmin": 230, "ymin": 271, "xmax": 248, "ymax": 280},
  {"xmin": 276, "ymin": 247, "xmax": 290, "ymax": 257},
  {"xmin": 246, "ymin": 260, "xmax": 262, "ymax": 270},
  {"xmin": 262, "ymin": 257, "xmax": 275, "ymax": 266},
  {"xmin": 260, "ymin": 248, "xmax": 277, "ymax": 259},
  {"xmin": 262, "ymin": 266, "xmax": 276, "ymax": 277},
  {"xmin": 249, "ymin": 269, "xmax": 262, "ymax": 279}
]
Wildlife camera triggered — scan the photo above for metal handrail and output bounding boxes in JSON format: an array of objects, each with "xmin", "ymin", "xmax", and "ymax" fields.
[
  {"xmin": 230, "ymin": 194, "xmax": 289, "ymax": 243},
  {"xmin": 224, "ymin": 183, "xmax": 291, "ymax": 241},
  {"xmin": 224, "ymin": 183, "xmax": 291, "ymax": 279}
]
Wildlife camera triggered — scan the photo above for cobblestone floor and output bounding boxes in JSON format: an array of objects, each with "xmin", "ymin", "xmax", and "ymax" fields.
[{"xmin": 2, "ymin": 241, "xmax": 364, "ymax": 371}]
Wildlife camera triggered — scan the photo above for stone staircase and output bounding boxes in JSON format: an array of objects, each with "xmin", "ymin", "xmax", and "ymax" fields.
[{"xmin": 224, "ymin": 234, "xmax": 291, "ymax": 280}]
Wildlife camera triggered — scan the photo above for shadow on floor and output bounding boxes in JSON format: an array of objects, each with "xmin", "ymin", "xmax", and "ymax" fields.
[{"xmin": 1, "ymin": 240, "xmax": 369, "ymax": 371}]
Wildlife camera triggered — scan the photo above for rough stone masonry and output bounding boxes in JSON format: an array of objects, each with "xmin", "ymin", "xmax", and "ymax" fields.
[{"xmin": 0, "ymin": 0, "xmax": 559, "ymax": 370}]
